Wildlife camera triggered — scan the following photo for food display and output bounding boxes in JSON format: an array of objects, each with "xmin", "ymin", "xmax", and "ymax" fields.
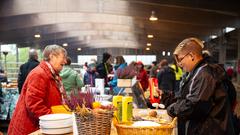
[
  {"xmin": 131, "ymin": 121, "xmax": 160, "ymax": 127},
  {"xmin": 148, "ymin": 110, "xmax": 157, "ymax": 117},
  {"xmin": 132, "ymin": 109, "xmax": 172, "ymax": 125},
  {"xmin": 115, "ymin": 109, "xmax": 177, "ymax": 135}
]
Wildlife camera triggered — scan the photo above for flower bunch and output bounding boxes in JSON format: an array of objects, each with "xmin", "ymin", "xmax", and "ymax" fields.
[
  {"xmin": 63, "ymin": 88, "xmax": 116, "ymax": 115},
  {"xmin": 63, "ymin": 89, "xmax": 95, "ymax": 112}
]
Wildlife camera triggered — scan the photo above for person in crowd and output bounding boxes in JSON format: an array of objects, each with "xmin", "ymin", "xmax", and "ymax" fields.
[
  {"xmin": 0, "ymin": 66, "xmax": 4, "ymax": 112},
  {"xmin": 136, "ymin": 61, "xmax": 149, "ymax": 91},
  {"xmin": 0, "ymin": 74, "xmax": 3, "ymax": 105},
  {"xmin": 90, "ymin": 58, "xmax": 97, "ymax": 65},
  {"xmin": 167, "ymin": 37, "xmax": 236, "ymax": 135},
  {"xmin": 18, "ymin": 49, "xmax": 39, "ymax": 94},
  {"xmin": 60, "ymin": 57, "xmax": 83, "ymax": 94},
  {"xmin": 84, "ymin": 62, "xmax": 99, "ymax": 87},
  {"xmin": 170, "ymin": 59, "xmax": 182, "ymax": 95},
  {"xmin": 157, "ymin": 59, "xmax": 176, "ymax": 107},
  {"xmin": 0, "ymin": 68, "xmax": 7, "ymax": 83},
  {"xmin": 8, "ymin": 45, "xmax": 67, "ymax": 135},
  {"xmin": 96, "ymin": 52, "xmax": 113, "ymax": 86},
  {"xmin": 83, "ymin": 62, "xmax": 88, "ymax": 70},
  {"xmin": 149, "ymin": 61, "xmax": 158, "ymax": 78},
  {"xmin": 202, "ymin": 50, "xmax": 217, "ymax": 64},
  {"xmin": 108, "ymin": 56, "xmax": 127, "ymax": 95},
  {"xmin": 226, "ymin": 66, "xmax": 234, "ymax": 80},
  {"xmin": 81, "ymin": 62, "xmax": 88, "ymax": 79}
]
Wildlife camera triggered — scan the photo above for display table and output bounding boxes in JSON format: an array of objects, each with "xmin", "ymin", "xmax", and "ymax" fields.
[
  {"xmin": 29, "ymin": 125, "xmax": 118, "ymax": 135},
  {"xmin": 0, "ymin": 87, "xmax": 19, "ymax": 120},
  {"xmin": 29, "ymin": 109, "xmax": 177, "ymax": 135}
]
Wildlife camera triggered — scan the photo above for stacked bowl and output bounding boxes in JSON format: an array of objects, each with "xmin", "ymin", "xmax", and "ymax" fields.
[{"xmin": 39, "ymin": 114, "xmax": 73, "ymax": 134}]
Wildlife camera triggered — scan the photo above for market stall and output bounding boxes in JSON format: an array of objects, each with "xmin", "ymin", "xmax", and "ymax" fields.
[
  {"xmin": 0, "ymin": 86, "xmax": 19, "ymax": 120},
  {"xmin": 29, "ymin": 109, "xmax": 177, "ymax": 135}
]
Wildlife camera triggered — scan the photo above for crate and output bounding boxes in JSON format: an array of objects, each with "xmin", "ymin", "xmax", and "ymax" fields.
[{"xmin": 117, "ymin": 79, "xmax": 133, "ymax": 87}]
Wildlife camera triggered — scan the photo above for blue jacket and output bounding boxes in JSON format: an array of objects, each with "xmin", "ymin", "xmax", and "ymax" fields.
[
  {"xmin": 83, "ymin": 70, "xmax": 98, "ymax": 87},
  {"xmin": 109, "ymin": 63, "xmax": 127, "ymax": 95}
]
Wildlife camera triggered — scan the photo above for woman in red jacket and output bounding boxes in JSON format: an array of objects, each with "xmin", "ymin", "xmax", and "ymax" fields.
[
  {"xmin": 136, "ymin": 61, "xmax": 149, "ymax": 91},
  {"xmin": 8, "ymin": 45, "xmax": 67, "ymax": 135}
]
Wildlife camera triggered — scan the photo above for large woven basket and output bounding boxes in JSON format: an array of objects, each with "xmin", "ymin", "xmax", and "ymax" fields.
[
  {"xmin": 116, "ymin": 117, "xmax": 177, "ymax": 135},
  {"xmin": 74, "ymin": 111, "xmax": 113, "ymax": 135}
]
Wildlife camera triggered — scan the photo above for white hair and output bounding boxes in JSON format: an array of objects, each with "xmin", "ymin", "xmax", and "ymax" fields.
[{"xmin": 43, "ymin": 45, "xmax": 67, "ymax": 61}]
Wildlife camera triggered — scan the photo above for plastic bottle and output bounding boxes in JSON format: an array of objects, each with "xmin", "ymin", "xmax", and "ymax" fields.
[
  {"xmin": 122, "ymin": 96, "xmax": 133, "ymax": 123},
  {"xmin": 112, "ymin": 96, "xmax": 123, "ymax": 122}
]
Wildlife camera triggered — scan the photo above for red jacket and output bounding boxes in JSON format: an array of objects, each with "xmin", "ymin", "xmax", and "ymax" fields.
[
  {"xmin": 8, "ymin": 61, "xmax": 62, "ymax": 135},
  {"xmin": 137, "ymin": 69, "xmax": 149, "ymax": 91}
]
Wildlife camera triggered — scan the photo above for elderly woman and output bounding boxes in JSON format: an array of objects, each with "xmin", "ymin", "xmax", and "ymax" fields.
[{"xmin": 8, "ymin": 45, "xmax": 67, "ymax": 135}]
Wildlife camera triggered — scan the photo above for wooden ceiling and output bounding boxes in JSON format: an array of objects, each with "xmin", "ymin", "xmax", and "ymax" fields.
[{"xmin": 0, "ymin": 0, "xmax": 239, "ymax": 56}]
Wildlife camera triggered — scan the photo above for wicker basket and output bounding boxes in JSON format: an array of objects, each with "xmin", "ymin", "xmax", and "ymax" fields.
[
  {"xmin": 74, "ymin": 111, "xmax": 113, "ymax": 135},
  {"xmin": 116, "ymin": 117, "xmax": 177, "ymax": 135}
]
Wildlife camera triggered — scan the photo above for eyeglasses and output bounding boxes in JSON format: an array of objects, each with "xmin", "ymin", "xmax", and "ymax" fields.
[{"xmin": 175, "ymin": 52, "xmax": 190, "ymax": 63}]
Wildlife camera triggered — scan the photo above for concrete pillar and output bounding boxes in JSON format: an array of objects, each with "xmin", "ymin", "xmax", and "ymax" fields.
[
  {"xmin": 218, "ymin": 29, "xmax": 226, "ymax": 65},
  {"xmin": 0, "ymin": 44, "xmax": 2, "ymax": 62},
  {"xmin": 16, "ymin": 44, "xmax": 19, "ymax": 68}
]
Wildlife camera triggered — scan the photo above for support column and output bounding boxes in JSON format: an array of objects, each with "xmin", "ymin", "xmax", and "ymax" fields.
[
  {"xmin": 16, "ymin": 44, "xmax": 19, "ymax": 68},
  {"xmin": 218, "ymin": 29, "xmax": 226, "ymax": 65},
  {"xmin": 0, "ymin": 44, "xmax": 2, "ymax": 64}
]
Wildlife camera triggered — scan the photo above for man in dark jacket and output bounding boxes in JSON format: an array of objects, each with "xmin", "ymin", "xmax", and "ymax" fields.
[
  {"xmin": 167, "ymin": 37, "xmax": 236, "ymax": 135},
  {"xmin": 18, "ymin": 49, "xmax": 39, "ymax": 94},
  {"xmin": 157, "ymin": 59, "xmax": 176, "ymax": 107},
  {"xmin": 96, "ymin": 52, "xmax": 113, "ymax": 86}
]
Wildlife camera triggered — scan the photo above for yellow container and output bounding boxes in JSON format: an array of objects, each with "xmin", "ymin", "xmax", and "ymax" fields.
[
  {"xmin": 51, "ymin": 105, "xmax": 71, "ymax": 114},
  {"xmin": 122, "ymin": 96, "xmax": 133, "ymax": 123},
  {"xmin": 112, "ymin": 96, "xmax": 123, "ymax": 122}
]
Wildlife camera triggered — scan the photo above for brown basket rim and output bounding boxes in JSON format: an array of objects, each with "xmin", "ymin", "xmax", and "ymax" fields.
[{"xmin": 116, "ymin": 117, "xmax": 177, "ymax": 129}]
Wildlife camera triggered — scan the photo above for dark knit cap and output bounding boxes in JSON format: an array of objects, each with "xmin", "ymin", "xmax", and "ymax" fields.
[{"xmin": 102, "ymin": 52, "xmax": 111, "ymax": 63}]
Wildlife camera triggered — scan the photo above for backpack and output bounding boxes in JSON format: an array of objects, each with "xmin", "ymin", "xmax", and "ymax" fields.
[
  {"xmin": 222, "ymin": 71, "xmax": 240, "ymax": 135},
  {"xmin": 208, "ymin": 63, "xmax": 237, "ymax": 110},
  {"xmin": 209, "ymin": 63, "xmax": 240, "ymax": 135},
  {"xmin": 223, "ymin": 78, "xmax": 237, "ymax": 110}
]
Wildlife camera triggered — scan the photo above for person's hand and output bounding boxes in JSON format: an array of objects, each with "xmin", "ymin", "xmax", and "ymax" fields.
[{"xmin": 107, "ymin": 82, "xmax": 111, "ymax": 87}]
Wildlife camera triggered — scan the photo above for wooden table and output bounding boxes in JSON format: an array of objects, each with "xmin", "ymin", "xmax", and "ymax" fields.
[
  {"xmin": 29, "ymin": 109, "xmax": 176, "ymax": 135},
  {"xmin": 29, "ymin": 125, "xmax": 118, "ymax": 135}
]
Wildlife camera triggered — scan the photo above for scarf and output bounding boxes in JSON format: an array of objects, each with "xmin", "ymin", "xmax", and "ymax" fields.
[{"xmin": 45, "ymin": 62, "xmax": 66, "ymax": 103}]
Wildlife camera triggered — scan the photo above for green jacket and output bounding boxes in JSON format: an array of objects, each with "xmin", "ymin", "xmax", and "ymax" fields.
[{"xmin": 60, "ymin": 66, "xmax": 83, "ymax": 94}]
